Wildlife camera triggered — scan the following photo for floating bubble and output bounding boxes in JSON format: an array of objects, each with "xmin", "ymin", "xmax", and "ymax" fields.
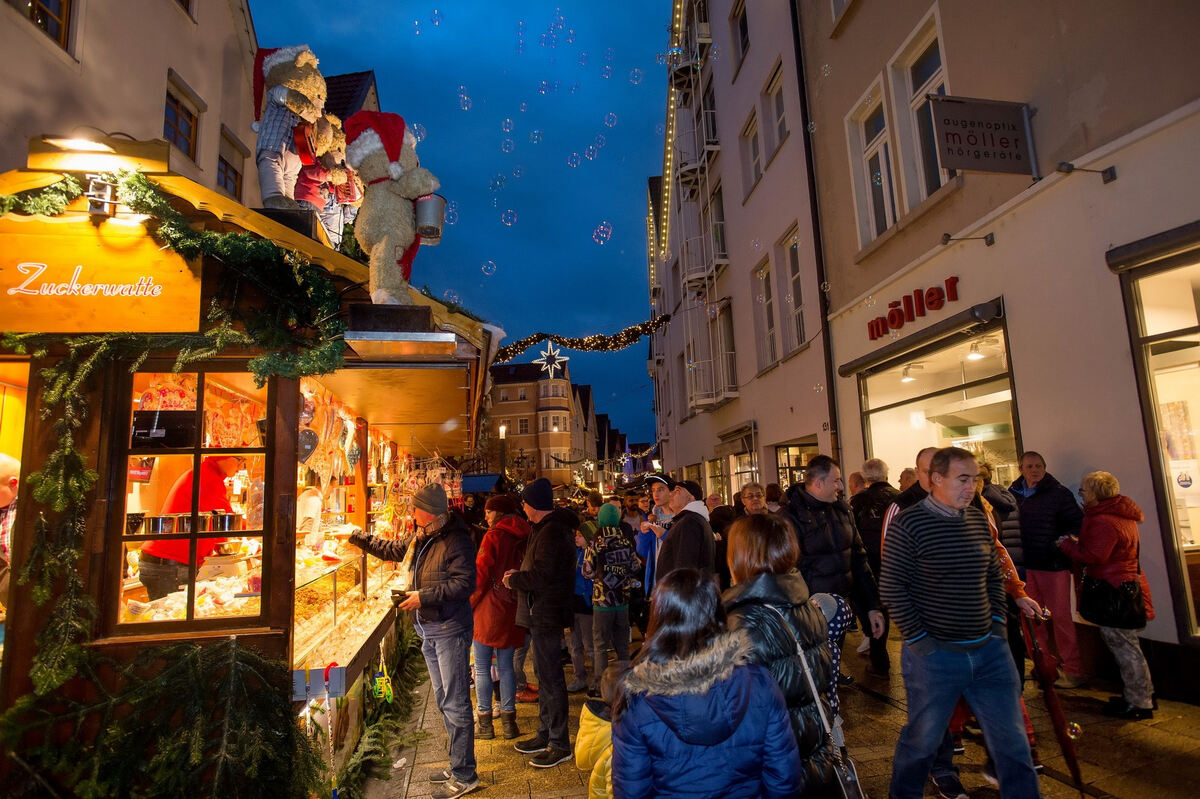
[
  {"xmin": 459, "ymin": 95, "xmax": 472, "ymax": 111},
  {"xmin": 756, "ymin": 294, "xmax": 765, "ymax": 305},
  {"xmin": 667, "ymin": 46, "xmax": 683, "ymax": 65},
  {"xmin": 752, "ymin": 239, "xmax": 761, "ymax": 251},
  {"xmin": 490, "ymin": 197, "xmax": 498, "ymax": 207},
  {"xmin": 784, "ymin": 294, "xmax": 793, "ymax": 304},
  {"xmin": 594, "ymin": 134, "xmax": 606, "ymax": 148},
  {"xmin": 481, "ymin": 259, "xmax": 498, "ymax": 276},
  {"xmin": 807, "ymin": 121, "xmax": 816, "ymax": 134},
  {"xmin": 489, "ymin": 173, "xmax": 506, "ymax": 192},
  {"xmin": 443, "ymin": 289, "xmax": 460, "ymax": 303},
  {"xmin": 517, "ymin": 20, "xmax": 525, "ymax": 31},
  {"xmin": 604, "ymin": 112, "xmax": 618, "ymax": 127},
  {"xmin": 822, "ymin": 64, "xmax": 831, "ymax": 77},
  {"xmin": 539, "ymin": 32, "xmax": 548, "ymax": 47},
  {"xmin": 501, "ymin": 138, "xmax": 515, "ymax": 153},
  {"xmin": 430, "ymin": 9, "xmax": 442, "ymax": 26},
  {"xmin": 552, "ymin": 79, "xmax": 561, "ymax": 92},
  {"xmin": 566, "ymin": 29, "xmax": 576, "ymax": 44},
  {"xmin": 501, "ymin": 209, "xmax": 517, "ymax": 226},
  {"xmin": 567, "ymin": 152, "xmax": 581, "ymax": 168},
  {"xmin": 519, "ymin": 102, "xmax": 528, "ymax": 113},
  {"xmin": 605, "ymin": 47, "xmax": 615, "ymax": 61},
  {"xmin": 515, "ymin": 42, "xmax": 524, "ymax": 54},
  {"xmin": 755, "ymin": 265, "xmax": 767, "ymax": 279},
  {"xmin": 529, "ymin": 129, "xmax": 543, "ymax": 144},
  {"xmin": 537, "ymin": 80, "xmax": 550, "ymax": 95},
  {"xmin": 457, "ymin": 84, "xmax": 467, "ymax": 96},
  {"xmin": 656, "ymin": 123, "xmax": 665, "ymax": 136},
  {"xmin": 865, "ymin": 295, "xmax": 876, "ymax": 308},
  {"xmin": 711, "ymin": 44, "xmax": 721, "ymax": 62},
  {"xmin": 502, "ymin": 118, "xmax": 514, "ymax": 132},
  {"xmin": 578, "ymin": 52, "xmax": 589, "ymax": 67},
  {"xmin": 411, "ymin": 123, "xmax": 427, "ymax": 142},
  {"xmin": 812, "ymin": 383, "xmax": 824, "ymax": 393},
  {"xmin": 1067, "ymin": 722, "xmax": 1083, "ymax": 740},
  {"xmin": 584, "ymin": 145, "xmax": 598, "ymax": 160},
  {"xmin": 792, "ymin": 234, "xmax": 800, "ymax": 245},
  {"xmin": 872, "ymin": 171, "xmax": 883, "ymax": 187},
  {"xmin": 592, "ymin": 221, "xmax": 613, "ymax": 244},
  {"xmin": 569, "ymin": 82, "xmax": 580, "ymax": 94},
  {"xmin": 512, "ymin": 165, "xmax": 523, "ymax": 178},
  {"xmin": 707, "ymin": 304, "xmax": 719, "ymax": 319},
  {"xmin": 600, "ymin": 65, "xmax": 613, "ymax": 79},
  {"xmin": 413, "ymin": 20, "xmax": 421, "ymax": 35},
  {"xmin": 820, "ymin": 281, "xmax": 831, "ymax": 293},
  {"xmin": 445, "ymin": 205, "xmax": 459, "ymax": 225},
  {"xmin": 629, "ymin": 68, "xmax": 644, "ymax": 85},
  {"xmin": 655, "ymin": 54, "xmax": 667, "ymax": 66}
]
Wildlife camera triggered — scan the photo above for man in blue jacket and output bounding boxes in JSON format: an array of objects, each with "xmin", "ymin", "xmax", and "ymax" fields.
[{"xmin": 350, "ymin": 482, "xmax": 478, "ymax": 799}]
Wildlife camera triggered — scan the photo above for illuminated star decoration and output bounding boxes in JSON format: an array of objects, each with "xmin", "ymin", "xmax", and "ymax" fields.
[{"xmin": 533, "ymin": 342, "xmax": 569, "ymax": 379}]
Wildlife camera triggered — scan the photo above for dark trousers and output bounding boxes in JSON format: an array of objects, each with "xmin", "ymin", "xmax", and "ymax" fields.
[
  {"xmin": 529, "ymin": 626, "xmax": 570, "ymax": 749},
  {"xmin": 858, "ymin": 549, "xmax": 891, "ymax": 674}
]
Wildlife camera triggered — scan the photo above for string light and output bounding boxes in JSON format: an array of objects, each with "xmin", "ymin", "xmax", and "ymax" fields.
[{"xmin": 495, "ymin": 314, "xmax": 672, "ymax": 363}]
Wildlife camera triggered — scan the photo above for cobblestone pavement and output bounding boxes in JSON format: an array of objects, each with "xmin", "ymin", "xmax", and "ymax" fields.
[{"xmin": 367, "ymin": 631, "xmax": 1200, "ymax": 798}]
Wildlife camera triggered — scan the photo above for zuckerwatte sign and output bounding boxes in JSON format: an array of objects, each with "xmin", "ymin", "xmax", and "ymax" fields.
[
  {"xmin": 0, "ymin": 215, "xmax": 201, "ymax": 333},
  {"xmin": 930, "ymin": 95, "xmax": 1038, "ymax": 178}
]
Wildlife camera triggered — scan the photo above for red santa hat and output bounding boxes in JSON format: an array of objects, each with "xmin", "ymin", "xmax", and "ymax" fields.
[
  {"xmin": 344, "ymin": 111, "xmax": 418, "ymax": 181},
  {"xmin": 252, "ymin": 45, "xmax": 313, "ymax": 129}
]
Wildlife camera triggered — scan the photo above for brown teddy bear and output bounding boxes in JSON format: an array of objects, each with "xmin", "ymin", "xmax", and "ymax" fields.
[
  {"xmin": 252, "ymin": 45, "xmax": 327, "ymax": 209},
  {"xmin": 295, "ymin": 114, "xmax": 361, "ymax": 248},
  {"xmin": 344, "ymin": 111, "xmax": 440, "ymax": 304}
]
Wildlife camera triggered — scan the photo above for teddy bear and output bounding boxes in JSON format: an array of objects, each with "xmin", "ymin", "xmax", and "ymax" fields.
[
  {"xmin": 252, "ymin": 45, "xmax": 327, "ymax": 209},
  {"xmin": 295, "ymin": 113, "xmax": 361, "ymax": 248},
  {"xmin": 344, "ymin": 111, "xmax": 440, "ymax": 304}
]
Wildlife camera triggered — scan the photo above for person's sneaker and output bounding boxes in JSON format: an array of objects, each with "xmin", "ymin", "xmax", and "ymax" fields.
[
  {"xmin": 982, "ymin": 759, "xmax": 999, "ymax": 787},
  {"xmin": 427, "ymin": 767, "xmax": 453, "ymax": 783},
  {"xmin": 1054, "ymin": 672, "xmax": 1087, "ymax": 690},
  {"xmin": 932, "ymin": 774, "xmax": 968, "ymax": 799},
  {"xmin": 515, "ymin": 685, "xmax": 539, "ymax": 703},
  {"xmin": 430, "ymin": 775, "xmax": 480, "ymax": 799},
  {"xmin": 855, "ymin": 637, "xmax": 871, "ymax": 655},
  {"xmin": 952, "ymin": 734, "xmax": 965, "ymax": 755},
  {"xmin": 529, "ymin": 746, "xmax": 572, "ymax": 768},
  {"xmin": 514, "ymin": 734, "xmax": 548, "ymax": 754},
  {"xmin": 565, "ymin": 678, "xmax": 587, "ymax": 693}
]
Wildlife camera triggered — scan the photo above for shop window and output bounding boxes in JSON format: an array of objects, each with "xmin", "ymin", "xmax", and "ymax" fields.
[
  {"xmin": 776, "ymin": 444, "xmax": 819, "ymax": 490},
  {"xmin": 121, "ymin": 371, "xmax": 268, "ymax": 626},
  {"xmin": 518, "ymin": 417, "xmax": 529, "ymax": 435},
  {"xmin": 17, "ymin": 0, "xmax": 71, "ymax": 50},
  {"xmin": 706, "ymin": 457, "xmax": 729, "ymax": 503},
  {"xmin": 732, "ymin": 451, "xmax": 758, "ymax": 493},
  {"xmin": 860, "ymin": 330, "xmax": 1020, "ymax": 489},
  {"xmin": 1130, "ymin": 259, "xmax": 1200, "ymax": 630},
  {"xmin": 741, "ymin": 113, "xmax": 763, "ymax": 190},
  {"xmin": 752, "ymin": 261, "xmax": 778, "ymax": 369},
  {"xmin": 164, "ymin": 91, "xmax": 199, "ymax": 161}
]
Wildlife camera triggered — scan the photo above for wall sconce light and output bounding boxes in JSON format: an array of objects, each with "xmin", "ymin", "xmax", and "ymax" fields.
[
  {"xmin": 498, "ymin": 424, "xmax": 507, "ymax": 440},
  {"xmin": 941, "ymin": 232, "xmax": 995, "ymax": 247},
  {"xmin": 85, "ymin": 173, "xmax": 119, "ymax": 217},
  {"xmin": 966, "ymin": 342, "xmax": 985, "ymax": 361},
  {"xmin": 1056, "ymin": 161, "xmax": 1117, "ymax": 184}
]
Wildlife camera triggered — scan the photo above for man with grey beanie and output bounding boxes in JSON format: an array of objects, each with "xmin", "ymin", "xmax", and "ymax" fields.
[
  {"xmin": 349, "ymin": 482, "xmax": 479, "ymax": 798},
  {"xmin": 502, "ymin": 477, "xmax": 577, "ymax": 768}
]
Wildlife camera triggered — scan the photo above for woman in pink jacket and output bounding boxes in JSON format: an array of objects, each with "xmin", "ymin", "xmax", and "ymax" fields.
[{"xmin": 1058, "ymin": 471, "xmax": 1155, "ymax": 719}]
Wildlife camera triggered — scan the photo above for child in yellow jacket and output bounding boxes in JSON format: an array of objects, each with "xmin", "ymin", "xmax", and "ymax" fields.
[{"xmin": 574, "ymin": 661, "xmax": 629, "ymax": 798}]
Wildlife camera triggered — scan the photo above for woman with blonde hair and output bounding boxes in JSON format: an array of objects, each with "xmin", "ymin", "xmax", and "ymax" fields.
[{"xmin": 1058, "ymin": 470, "xmax": 1156, "ymax": 719}]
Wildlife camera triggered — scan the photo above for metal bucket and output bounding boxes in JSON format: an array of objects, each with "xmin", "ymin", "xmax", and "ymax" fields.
[
  {"xmin": 415, "ymin": 193, "xmax": 446, "ymax": 244},
  {"xmin": 204, "ymin": 512, "xmax": 241, "ymax": 533},
  {"xmin": 174, "ymin": 513, "xmax": 194, "ymax": 533},
  {"xmin": 144, "ymin": 515, "xmax": 176, "ymax": 535}
]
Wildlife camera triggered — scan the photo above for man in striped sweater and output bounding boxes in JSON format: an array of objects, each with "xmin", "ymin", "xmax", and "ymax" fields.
[{"xmin": 881, "ymin": 448, "xmax": 1040, "ymax": 799}]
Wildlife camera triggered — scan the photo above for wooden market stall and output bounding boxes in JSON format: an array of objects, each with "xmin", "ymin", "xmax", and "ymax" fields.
[{"xmin": 0, "ymin": 136, "xmax": 496, "ymax": 765}]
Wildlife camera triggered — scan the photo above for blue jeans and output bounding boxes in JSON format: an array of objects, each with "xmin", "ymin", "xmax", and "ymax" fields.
[
  {"xmin": 421, "ymin": 630, "xmax": 477, "ymax": 782},
  {"xmin": 472, "ymin": 640, "xmax": 516, "ymax": 713},
  {"xmin": 890, "ymin": 636, "xmax": 1039, "ymax": 799}
]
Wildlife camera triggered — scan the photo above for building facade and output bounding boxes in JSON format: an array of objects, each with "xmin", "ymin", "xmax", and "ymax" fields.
[
  {"xmin": 799, "ymin": 0, "xmax": 1200, "ymax": 688},
  {"xmin": 649, "ymin": 0, "xmax": 832, "ymax": 502},
  {"xmin": 1, "ymin": 0, "xmax": 261, "ymax": 204}
]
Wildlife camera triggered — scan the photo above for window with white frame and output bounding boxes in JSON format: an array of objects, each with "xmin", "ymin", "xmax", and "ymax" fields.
[
  {"xmin": 539, "ymin": 383, "xmax": 548, "ymax": 398},
  {"xmin": 499, "ymin": 389, "xmax": 509, "ymax": 401},
  {"xmin": 518, "ymin": 418, "xmax": 529, "ymax": 435},
  {"xmin": 855, "ymin": 97, "xmax": 898, "ymax": 240},
  {"xmin": 731, "ymin": 1, "xmax": 750, "ymax": 65},
  {"xmin": 763, "ymin": 65, "xmax": 787, "ymax": 153},
  {"xmin": 908, "ymin": 36, "xmax": 949, "ymax": 198},
  {"xmin": 705, "ymin": 186, "xmax": 727, "ymax": 260},
  {"xmin": 712, "ymin": 301, "xmax": 738, "ymax": 393},
  {"xmin": 741, "ymin": 113, "xmax": 762, "ymax": 190},
  {"xmin": 701, "ymin": 81, "xmax": 718, "ymax": 145},
  {"xmin": 780, "ymin": 229, "xmax": 806, "ymax": 349},
  {"xmin": 518, "ymin": 387, "xmax": 527, "ymax": 400},
  {"xmin": 753, "ymin": 261, "xmax": 778, "ymax": 368}
]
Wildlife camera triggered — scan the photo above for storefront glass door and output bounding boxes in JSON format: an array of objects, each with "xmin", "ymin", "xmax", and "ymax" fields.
[
  {"xmin": 860, "ymin": 330, "xmax": 1020, "ymax": 487},
  {"xmin": 1132, "ymin": 260, "xmax": 1200, "ymax": 631}
]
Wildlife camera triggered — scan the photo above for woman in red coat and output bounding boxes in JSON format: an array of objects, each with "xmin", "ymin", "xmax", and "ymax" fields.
[
  {"xmin": 1058, "ymin": 471, "xmax": 1155, "ymax": 719},
  {"xmin": 471, "ymin": 494, "xmax": 529, "ymax": 739}
]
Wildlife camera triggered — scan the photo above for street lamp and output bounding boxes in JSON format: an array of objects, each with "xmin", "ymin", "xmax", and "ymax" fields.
[{"xmin": 498, "ymin": 424, "xmax": 507, "ymax": 478}]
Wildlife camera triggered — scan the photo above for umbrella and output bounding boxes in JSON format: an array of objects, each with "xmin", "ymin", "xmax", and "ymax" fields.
[{"xmin": 1020, "ymin": 612, "xmax": 1084, "ymax": 793}]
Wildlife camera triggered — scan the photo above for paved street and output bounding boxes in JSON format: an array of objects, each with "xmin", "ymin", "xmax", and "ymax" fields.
[{"xmin": 368, "ymin": 631, "xmax": 1200, "ymax": 799}]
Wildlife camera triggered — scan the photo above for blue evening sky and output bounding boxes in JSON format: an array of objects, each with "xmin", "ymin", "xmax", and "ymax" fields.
[{"xmin": 248, "ymin": 1, "xmax": 670, "ymax": 442}]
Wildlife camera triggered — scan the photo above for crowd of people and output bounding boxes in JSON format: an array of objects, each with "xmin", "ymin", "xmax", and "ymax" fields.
[{"xmin": 344, "ymin": 444, "xmax": 1157, "ymax": 799}]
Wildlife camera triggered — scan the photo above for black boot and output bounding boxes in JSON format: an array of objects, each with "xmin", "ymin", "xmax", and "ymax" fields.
[{"xmin": 500, "ymin": 710, "xmax": 520, "ymax": 740}]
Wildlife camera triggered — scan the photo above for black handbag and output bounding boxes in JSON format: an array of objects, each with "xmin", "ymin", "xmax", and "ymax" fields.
[
  {"xmin": 1077, "ymin": 541, "xmax": 1147, "ymax": 629},
  {"xmin": 765, "ymin": 605, "xmax": 868, "ymax": 799}
]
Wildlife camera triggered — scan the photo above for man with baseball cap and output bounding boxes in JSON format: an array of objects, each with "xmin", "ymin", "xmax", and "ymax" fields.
[
  {"xmin": 350, "ymin": 482, "xmax": 478, "ymax": 798},
  {"xmin": 654, "ymin": 478, "xmax": 715, "ymax": 587},
  {"xmin": 503, "ymin": 478, "xmax": 577, "ymax": 768}
]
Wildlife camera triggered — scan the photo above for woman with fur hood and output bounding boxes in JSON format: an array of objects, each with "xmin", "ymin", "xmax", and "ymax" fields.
[
  {"xmin": 722, "ymin": 513, "xmax": 840, "ymax": 797},
  {"xmin": 611, "ymin": 568, "xmax": 800, "ymax": 798}
]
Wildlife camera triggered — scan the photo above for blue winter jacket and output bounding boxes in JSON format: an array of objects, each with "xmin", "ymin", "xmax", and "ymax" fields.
[{"xmin": 612, "ymin": 631, "xmax": 802, "ymax": 798}]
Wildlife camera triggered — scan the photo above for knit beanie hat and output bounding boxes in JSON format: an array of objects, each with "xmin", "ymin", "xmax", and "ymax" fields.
[
  {"xmin": 413, "ymin": 483, "xmax": 447, "ymax": 516},
  {"xmin": 597, "ymin": 503, "xmax": 621, "ymax": 528},
  {"xmin": 485, "ymin": 494, "xmax": 519, "ymax": 516},
  {"xmin": 521, "ymin": 478, "xmax": 554, "ymax": 511}
]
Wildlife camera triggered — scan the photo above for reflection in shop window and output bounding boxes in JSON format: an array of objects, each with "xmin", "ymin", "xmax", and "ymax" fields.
[
  {"xmin": 1133, "ymin": 259, "xmax": 1200, "ymax": 629},
  {"xmin": 861, "ymin": 331, "xmax": 1020, "ymax": 488}
]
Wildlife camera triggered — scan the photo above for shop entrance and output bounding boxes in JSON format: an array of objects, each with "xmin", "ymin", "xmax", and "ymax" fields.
[{"xmin": 859, "ymin": 325, "xmax": 1020, "ymax": 485}]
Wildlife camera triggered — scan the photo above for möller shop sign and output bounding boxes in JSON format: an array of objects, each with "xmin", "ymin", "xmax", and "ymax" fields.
[{"xmin": 930, "ymin": 95, "xmax": 1039, "ymax": 179}]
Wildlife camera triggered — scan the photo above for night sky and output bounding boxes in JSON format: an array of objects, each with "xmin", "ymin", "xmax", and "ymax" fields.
[{"xmin": 248, "ymin": 1, "xmax": 671, "ymax": 442}]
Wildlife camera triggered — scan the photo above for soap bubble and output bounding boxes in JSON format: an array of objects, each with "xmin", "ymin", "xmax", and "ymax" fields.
[
  {"xmin": 413, "ymin": 20, "xmax": 421, "ymax": 35},
  {"xmin": 592, "ymin": 220, "xmax": 613, "ymax": 244},
  {"xmin": 489, "ymin": 173, "xmax": 506, "ymax": 192},
  {"xmin": 605, "ymin": 47, "xmax": 615, "ymax": 61},
  {"xmin": 604, "ymin": 112, "xmax": 618, "ymax": 127},
  {"xmin": 784, "ymin": 294, "xmax": 793, "ymax": 304},
  {"xmin": 629, "ymin": 68, "xmax": 644, "ymax": 85},
  {"xmin": 537, "ymin": 80, "xmax": 550, "ymax": 95},
  {"xmin": 567, "ymin": 152, "xmax": 581, "ymax": 168},
  {"xmin": 600, "ymin": 65, "xmax": 613, "ymax": 79},
  {"xmin": 501, "ymin": 138, "xmax": 515, "ymax": 153},
  {"xmin": 578, "ymin": 52, "xmax": 589, "ymax": 67},
  {"xmin": 490, "ymin": 197, "xmax": 498, "ymax": 207},
  {"xmin": 515, "ymin": 42, "xmax": 524, "ymax": 54},
  {"xmin": 457, "ymin": 84, "xmax": 467, "ymax": 96},
  {"xmin": 594, "ymin": 134, "xmax": 606, "ymax": 148},
  {"xmin": 443, "ymin": 289, "xmax": 460, "ymax": 303},
  {"xmin": 569, "ymin": 81, "xmax": 580, "ymax": 94},
  {"xmin": 807, "ymin": 121, "xmax": 816, "ymax": 133},
  {"xmin": 584, "ymin": 145, "xmax": 598, "ymax": 160},
  {"xmin": 656, "ymin": 53, "xmax": 667, "ymax": 66},
  {"xmin": 519, "ymin": 102, "xmax": 528, "ymax": 113},
  {"xmin": 656, "ymin": 123, "xmax": 665, "ymax": 135},
  {"xmin": 445, "ymin": 203, "xmax": 459, "ymax": 226},
  {"xmin": 812, "ymin": 383, "xmax": 824, "ymax": 393},
  {"xmin": 821, "ymin": 64, "xmax": 831, "ymax": 77},
  {"xmin": 501, "ymin": 209, "xmax": 517, "ymax": 226},
  {"xmin": 707, "ymin": 304, "xmax": 719, "ymax": 319},
  {"xmin": 756, "ymin": 294, "xmax": 765, "ymax": 305},
  {"xmin": 567, "ymin": 29, "xmax": 577, "ymax": 44},
  {"xmin": 512, "ymin": 165, "xmax": 523, "ymax": 178},
  {"xmin": 411, "ymin": 122, "xmax": 427, "ymax": 142},
  {"xmin": 430, "ymin": 9, "xmax": 442, "ymax": 26},
  {"xmin": 529, "ymin": 129, "xmax": 543, "ymax": 144},
  {"xmin": 872, "ymin": 171, "xmax": 883, "ymax": 187},
  {"xmin": 1067, "ymin": 722, "xmax": 1083, "ymax": 740},
  {"xmin": 481, "ymin": 260, "xmax": 497, "ymax": 276},
  {"xmin": 502, "ymin": 118, "xmax": 514, "ymax": 132},
  {"xmin": 459, "ymin": 95, "xmax": 472, "ymax": 111},
  {"xmin": 711, "ymin": 44, "xmax": 721, "ymax": 62},
  {"xmin": 752, "ymin": 239, "xmax": 761, "ymax": 251}
]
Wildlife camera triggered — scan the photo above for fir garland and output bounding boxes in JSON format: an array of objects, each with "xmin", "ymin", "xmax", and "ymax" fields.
[
  {"xmin": 0, "ymin": 172, "xmax": 352, "ymax": 795},
  {"xmin": 494, "ymin": 313, "xmax": 671, "ymax": 363}
]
